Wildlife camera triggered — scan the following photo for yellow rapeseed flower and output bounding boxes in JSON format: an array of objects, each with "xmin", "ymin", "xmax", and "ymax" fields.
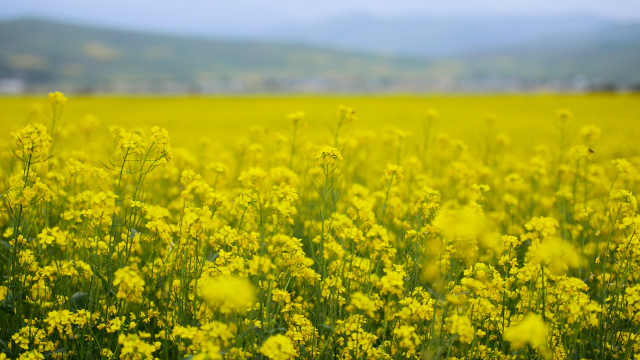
[
  {"xmin": 504, "ymin": 313, "xmax": 548, "ymax": 351},
  {"xmin": 113, "ymin": 266, "xmax": 145, "ymax": 303},
  {"xmin": 198, "ymin": 275, "xmax": 255, "ymax": 314},
  {"xmin": 446, "ymin": 314, "xmax": 474, "ymax": 344},
  {"xmin": 528, "ymin": 237, "xmax": 581, "ymax": 275},
  {"xmin": 259, "ymin": 334, "xmax": 297, "ymax": 360},
  {"xmin": 0, "ymin": 286, "xmax": 7, "ymax": 302},
  {"xmin": 48, "ymin": 91, "xmax": 67, "ymax": 106}
]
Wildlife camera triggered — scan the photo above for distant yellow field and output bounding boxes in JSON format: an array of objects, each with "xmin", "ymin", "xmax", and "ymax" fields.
[{"xmin": 1, "ymin": 94, "xmax": 639, "ymax": 153}]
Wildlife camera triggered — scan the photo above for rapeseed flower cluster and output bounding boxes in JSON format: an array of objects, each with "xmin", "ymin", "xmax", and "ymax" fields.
[{"xmin": 1, "ymin": 93, "xmax": 640, "ymax": 360}]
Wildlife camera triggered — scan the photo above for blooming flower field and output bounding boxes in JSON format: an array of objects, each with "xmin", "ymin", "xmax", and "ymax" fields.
[{"xmin": 1, "ymin": 93, "xmax": 640, "ymax": 359}]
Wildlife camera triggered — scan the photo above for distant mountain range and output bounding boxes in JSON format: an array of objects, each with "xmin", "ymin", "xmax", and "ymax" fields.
[
  {"xmin": 260, "ymin": 13, "xmax": 619, "ymax": 56},
  {"xmin": 0, "ymin": 17, "xmax": 639, "ymax": 93}
]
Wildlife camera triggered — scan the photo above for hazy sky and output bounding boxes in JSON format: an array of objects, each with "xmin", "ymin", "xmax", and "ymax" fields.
[{"xmin": 3, "ymin": 0, "xmax": 640, "ymax": 34}]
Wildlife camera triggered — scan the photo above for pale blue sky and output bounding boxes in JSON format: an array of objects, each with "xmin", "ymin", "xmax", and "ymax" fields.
[{"xmin": 3, "ymin": 0, "xmax": 639, "ymax": 35}]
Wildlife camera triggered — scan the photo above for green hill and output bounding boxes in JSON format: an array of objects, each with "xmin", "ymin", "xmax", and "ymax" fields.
[
  {"xmin": 0, "ymin": 18, "xmax": 639, "ymax": 93},
  {"xmin": 0, "ymin": 18, "xmax": 437, "ymax": 93}
]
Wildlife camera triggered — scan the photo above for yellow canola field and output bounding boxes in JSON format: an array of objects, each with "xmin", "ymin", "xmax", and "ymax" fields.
[
  {"xmin": 1, "ymin": 94, "xmax": 639, "ymax": 151},
  {"xmin": 1, "ymin": 93, "xmax": 640, "ymax": 360}
]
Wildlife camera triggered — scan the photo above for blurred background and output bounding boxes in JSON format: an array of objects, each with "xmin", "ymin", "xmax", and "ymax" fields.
[{"xmin": 1, "ymin": 0, "xmax": 639, "ymax": 94}]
